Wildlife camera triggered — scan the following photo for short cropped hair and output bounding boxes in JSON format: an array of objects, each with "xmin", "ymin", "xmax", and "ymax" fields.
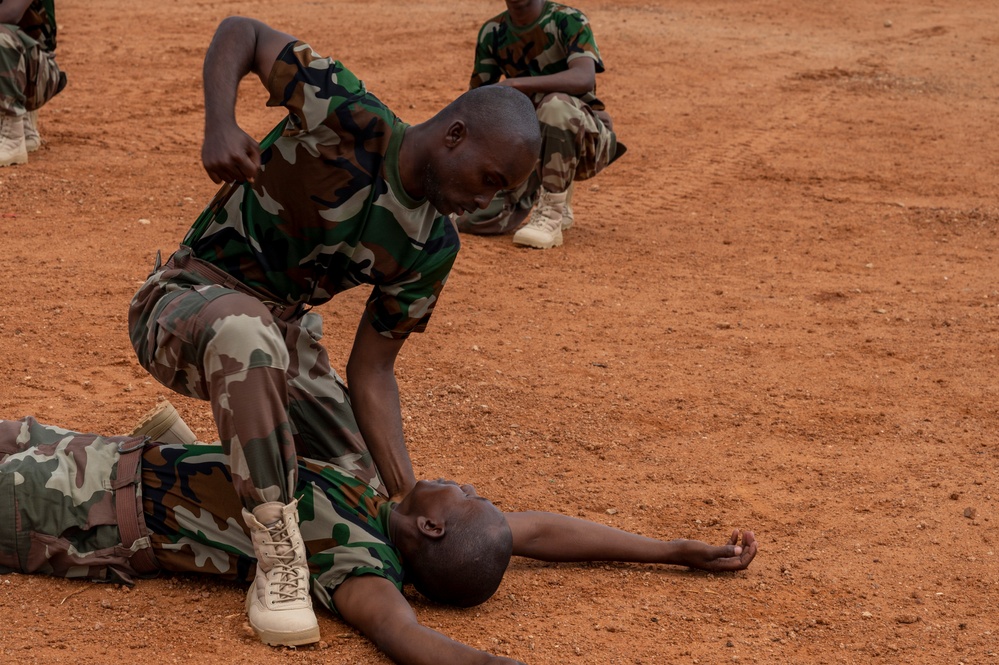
[
  {"xmin": 406, "ymin": 504, "xmax": 513, "ymax": 607},
  {"xmin": 443, "ymin": 85, "xmax": 541, "ymax": 155}
]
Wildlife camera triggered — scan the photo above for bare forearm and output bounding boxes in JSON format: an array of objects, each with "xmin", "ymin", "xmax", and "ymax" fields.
[
  {"xmin": 509, "ymin": 511, "xmax": 682, "ymax": 563},
  {"xmin": 346, "ymin": 363, "xmax": 415, "ymax": 498},
  {"xmin": 0, "ymin": 0, "xmax": 32, "ymax": 24},
  {"xmin": 503, "ymin": 67, "xmax": 594, "ymax": 97},
  {"xmin": 335, "ymin": 577, "xmax": 522, "ymax": 665},
  {"xmin": 375, "ymin": 622, "xmax": 512, "ymax": 665}
]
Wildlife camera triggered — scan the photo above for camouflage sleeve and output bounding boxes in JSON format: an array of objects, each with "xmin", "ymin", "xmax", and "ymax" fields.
[
  {"xmin": 559, "ymin": 9, "xmax": 605, "ymax": 73},
  {"xmin": 470, "ymin": 20, "xmax": 503, "ymax": 89},
  {"xmin": 364, "ymin": 219, "xmax": 460, "ymax": 339},
  {"xmin": 265, "ymin": 40, "xmax": 369, "ymax": 133}
]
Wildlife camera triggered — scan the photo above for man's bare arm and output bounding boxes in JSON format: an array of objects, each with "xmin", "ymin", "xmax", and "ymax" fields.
[
  {"xmin": 496, "ymin": 57, "xmax": 596, "ymax": 97},
  {"xmin": 201, "ymin": 16, "xmax": 296, "ymax": 183},
  {"xmin": 505, "ymin": 511, "xmax": 757, "ymax": 572},
  {"xmin": 333, "ymin": 575, "xmax": 525, "ymax": 665},
  {"xmin": 345, "ymin": 318, "xmax": 415, "ymax": 500},
  {"xmin": 0, "ymin": 0, "xmax": 33, "ymax": 25}
]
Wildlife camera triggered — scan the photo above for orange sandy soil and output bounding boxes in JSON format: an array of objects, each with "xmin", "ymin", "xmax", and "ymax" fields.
[{"xmin": 1, "ymin": 1, "xmax": 997, "ymax": 663}]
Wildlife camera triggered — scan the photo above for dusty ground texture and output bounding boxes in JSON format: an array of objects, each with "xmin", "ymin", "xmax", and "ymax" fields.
[{"xmin": 1, "ymin": 0, "xmax": 997, "ymax": 663}]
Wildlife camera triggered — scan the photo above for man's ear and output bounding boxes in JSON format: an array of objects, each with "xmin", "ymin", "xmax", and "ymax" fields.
[
  {"xmin": 444, "ymin": 120, "xmax": 467, "ymax": 149},
  {"xmin": 417, "ymin": 516, "xmax": 447, "ymax": 539}
]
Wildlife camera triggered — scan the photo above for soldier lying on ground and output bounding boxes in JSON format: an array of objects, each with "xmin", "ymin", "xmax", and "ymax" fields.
[{"xmin": 0, "ymin": 413, "xmax": 757, "ymax": 665}]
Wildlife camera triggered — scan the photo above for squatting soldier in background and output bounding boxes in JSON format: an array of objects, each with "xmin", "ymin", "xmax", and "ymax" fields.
[
  {"xmin": 127, "ymin": 16, "xmax": 541, "ymax": 646},
  {"xmin": 0, "ymin": 0, "xmax": 66, "ymax": 166},
  {"xmin": 0, "ymin": 411, "xmax": 758, "ymax": 664},
  {"xmin": 456, "ymin": 0, "xmax": 626, "ymax": 249}
]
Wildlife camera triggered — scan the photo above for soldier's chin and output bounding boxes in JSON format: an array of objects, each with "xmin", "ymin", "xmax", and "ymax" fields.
[{"xmin": 429, "ymin": 194, "xmax": 454, "ymax": 217}]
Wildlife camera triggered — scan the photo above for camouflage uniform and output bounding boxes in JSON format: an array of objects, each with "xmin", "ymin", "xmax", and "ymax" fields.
[
  {"xmin": 129, "ymin": 41, "xmax": 459, "ymax": 510},
  {"xmin": 0, "ymin": 418, "xmax": 404, "ymax": 610},
  {"xmin": 459, "ymin": 1, "xmax": 622, "ymax": 235},
  {"xmin": 0, "ymin": 0, "xmax": 65, "ymax": 117},
  {"xmin": 0, "ymin": 418, "xmax": 158, "ymax": 583}
]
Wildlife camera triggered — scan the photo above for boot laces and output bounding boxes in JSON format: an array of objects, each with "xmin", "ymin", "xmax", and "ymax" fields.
[
  {"xmin": 525, "ymin": 198, "xmax": 561, "ymax": 233},
  {"xmin": 263, "ymin": 520, "xmax": 309, "ymax": 603}
]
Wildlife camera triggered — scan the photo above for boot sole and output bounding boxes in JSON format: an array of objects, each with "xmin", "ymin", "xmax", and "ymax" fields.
[
  {"xmin": 512, "ymin": 233, "xmax": 564, "ymax": 249},
  {"xmin": 0, "ymin": 153, "xmax": 28, "ymax": 167},
  {"xmin": 245, "ymin": 577, "xmax": 321, "ymax": 647},
  {"xmin": 251, "ymin": 623, "xmax": 322, "ymax": 647}
]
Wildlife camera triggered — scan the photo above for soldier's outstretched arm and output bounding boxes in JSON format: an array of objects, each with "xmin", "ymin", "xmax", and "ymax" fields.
[
  {"xmin": 201, "ymin": 16, "xmax": 296, "ymax": 184},
  {"xmin": 333, "ymin": 575, "xmax": 526, "ymax": 665},
  {"xmin": 505, "ymin": 512, "xmax": 757, "ymax": 573}
]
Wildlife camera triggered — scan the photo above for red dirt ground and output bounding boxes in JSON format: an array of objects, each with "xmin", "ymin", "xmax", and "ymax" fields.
[{"xmin": 2, "ymin": 1, "xmax": 997, "ymax": 663}]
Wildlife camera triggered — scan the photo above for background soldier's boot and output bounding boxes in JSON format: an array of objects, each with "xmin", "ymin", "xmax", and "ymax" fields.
[
  {"xmin": 129, "ymin": 401, "xmax": 199, "ymax": 445},
  {"xmin": 243, "ymin": 500, "xmax": 320, "ymax": 647},
  {"xmin": 23, "ymin": 111, "xmax": 40, "ymax": 153},
  {"xmin": 0, "ymin": 114, "xmax": 28, "ymax": 167},
  {"xmin": 561, "ymin": 182, "xmax": 575, "ymax": 230},
  {"xmin": 513, "ymin": 189, "xmax": 568, "ymax": 249}
]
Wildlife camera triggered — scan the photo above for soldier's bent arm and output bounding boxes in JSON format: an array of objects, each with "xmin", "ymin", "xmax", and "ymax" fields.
[
  {"xmin": 499, "ymin": 57, "xmax": 596, "ymax": 97},
  {"xmin": 333, "ymin": 575, "xmax": 524, "ymax": 665},
  {"xmin": 0, "ymin": 0, "xmax": 32, "ymax": 24},
  {"xmin": 200, "ymin": 17, "xmax": 296, "ymax": 184}
]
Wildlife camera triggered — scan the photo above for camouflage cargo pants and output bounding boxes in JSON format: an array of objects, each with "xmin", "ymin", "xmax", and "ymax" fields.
[
  {"xmin": 0, "ymin": 423, "xmax": 383, "ymax": 585},
  {"xmin": 0, "ymin": 418, "xmax": 159, "ymax": 583},
  {"xmin": 128, "ymin": 246, "xmax": 381, "ymax": 512},
  {"xmin": 457, "ymin": 92, "xmax": 620, "ymax": 235},
  {"xmin": 0, "ymin": 23, "xmax": 64, "ymax": 116}
]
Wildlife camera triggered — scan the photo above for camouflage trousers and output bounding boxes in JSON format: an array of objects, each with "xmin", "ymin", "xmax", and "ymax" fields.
[
  {"xmin": 457, "ymin": 92, "xmax": 620, "ymax": 235},
  {"xmin": 0, "ymin": 23, "xmax": 64, "ymax": 116},
  {"xmin": 128, "ymin": 245, "xmax": 381, "ymax": 512},
  {"xmin": 1, "ymin": 421, "xmax": 385, "ymax": 586},
  {"xmin": 0, "ymin": 418, "xmax": 159, "ymax": 583}
]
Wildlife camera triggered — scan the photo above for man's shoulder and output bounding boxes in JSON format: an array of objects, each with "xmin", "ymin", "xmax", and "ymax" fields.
[{"xmin": 545, "ymin": 3, "xmax": 593, "ymax": 25}]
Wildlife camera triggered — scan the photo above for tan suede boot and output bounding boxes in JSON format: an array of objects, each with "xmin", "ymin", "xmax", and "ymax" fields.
[
  {"xmin": 513, "ymin": 189, "xmax": 568, "ymax": 249},
  {"xmin": 23, "ymin": 111, "xmax": 40, "ymax": 153},
  {"xmin": 0, "ymin": 114, "xmax": 28, "ymax": 167},
  {"xmin": 129, "ymin": 401, "xmax": 199, "ymax": 445},
  {"xmin": 243, "ymin": 500, "xmax": 320, "ymax": 646}
]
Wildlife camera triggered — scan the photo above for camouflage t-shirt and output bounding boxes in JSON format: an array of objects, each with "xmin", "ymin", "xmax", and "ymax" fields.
[
  {"xmin": 17, "ymin": 0, "xmax": 57, "ymax": 52},
  {"xmin": 141, "ymin": 444, "xmax": 404, "ymax": 615},
  {"xmin": 470, "ymin": 1, "xmax": 605, "ymax": 110},
  {"xmin": 187, "ymin": 41, "xmax": 459, "ymax": 339}
]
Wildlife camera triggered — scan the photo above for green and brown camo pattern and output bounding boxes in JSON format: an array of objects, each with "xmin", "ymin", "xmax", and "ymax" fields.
[
  {"xmin": 1, "ymin": 419, "xmax": 404, "ymax": 612},
  {"xmin": 0, "ymin": 1, "xmax": 63, "ymax": 115},
  {"xmin": 12, "ymin": 0, "xmax": 56, "ymax": 52},
  {"xmin": 470, "ymin": 2, "xmax": 605, "ymax": 110},
  {"xmin": 184, "ymin": 41, "xmax": 459, "ymax": 339},
  {"xmin": 0, "ymin": 417, "xmax": 151, "ymax": 583},
  {"xmin": 142, "ymin": 442, "xmax": 404, "ymax": 614},
  {"xmin": 129, "ymin": 262, "xmax": 384, "ymax": 510}
]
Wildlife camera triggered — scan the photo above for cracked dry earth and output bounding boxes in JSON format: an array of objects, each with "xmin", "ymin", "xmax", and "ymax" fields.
[{"xmin": 1, "ymin": 1, "xmax": 997, "ymax": 663}]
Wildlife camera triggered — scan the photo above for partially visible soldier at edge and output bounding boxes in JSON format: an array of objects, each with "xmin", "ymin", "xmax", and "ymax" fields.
[
  {"xmin": 0, "ymin": 0, "xmax": 67, "ymax": 166},
  {"xmin": 455, "ymin": 0, "xmax": 626, "ymax": 249}
]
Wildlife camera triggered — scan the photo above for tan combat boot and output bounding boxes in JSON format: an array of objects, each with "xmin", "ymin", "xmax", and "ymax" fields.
[
  {"xmin": 561, "ymin": 181, "xmax": 575, "ymax": 230},
  {"xmin": 0, "ymin": 114, "xmax": 28, "ymax": 167},
  {"xmin": 23, "ymin": 111, "xmax": 40, "ymax": 153},
  {"xmin": 243, "ymin": 500, "xmax": 320, "ymax": 646},
  {"xmin": 512, "ymin": 188, "xmax": 568, "ymax": 249},
  {"xmin": 129, "ymin": 401, "xmax": 199, "ymax": 445}
]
